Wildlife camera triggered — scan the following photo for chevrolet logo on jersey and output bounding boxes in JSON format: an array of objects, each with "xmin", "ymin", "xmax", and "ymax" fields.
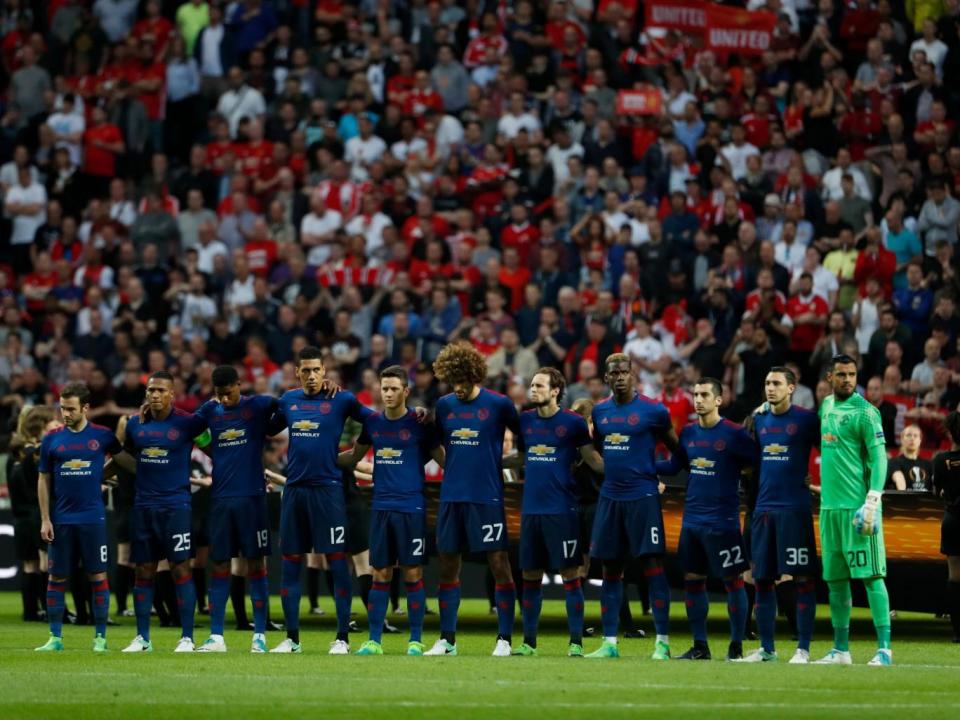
[
  {"xmin": 763, "ymin": 444, "xmax": 788, "ymax": 454},
  {"xmin": 292, "ymin": 420, "xmax": 320, "ymax": 431},
  {"xmin": 376, "ymin": 448, "xmax": 403, "ymax": 459},
  {"xmin": 62, "ymin": 459, "xmax": 92, "ymax": 470},
  {"xmin": 451, "ymin": 428, "xmax": 479, "ymax": 439},
  {"xmin": 219, "ymin": 428, "xmax": 245, "ymax": 441},
  {"xmin": 606, "ymin": 433, "xmax": 628, "ymax": 444},
  {"xmin": 529, "ymin": 445, "xmax": 556, "ymax": 456},
  {"xmin": 143, "ymin": 447, "xmax": 168, "ymax": 458},
  {"xmin": 690, "ymin": 457, "xmax": 716, "ymax": 469}
]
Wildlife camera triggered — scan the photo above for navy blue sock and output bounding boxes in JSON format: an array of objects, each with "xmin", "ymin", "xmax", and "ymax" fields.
[
  {"xmin": 600, "ymin": 575, "xmax": 623, "ymax": 639},
  {"xmin": 328, "ymin": 553, "xmax": 352, "ymax": 639},
  {"xmin": 47, "ymin": 579, "xmax": 66, "ymax": 638},
  {"xmin": 521, "ymin": 580, "xmax": 542, "ymax": 647},
  {"xmin": 685, "ymin": 579, "xmax": 708, "ymax": 643},
  {"xmin": 174, "ymin": 573, "xmax": 196, "ymax": 640},
  {"xmin": 406, "ymin": 580, "xmax": 426, "ymax": 643},
  {"xmin": 796, "ymin": 580, "xmax": 816, "ymax": 651},
  {"xmin": 438, "ymin": 581, "xmax": 460, "ymax": 644},
  {"xmin": 248, "ymin": 568, "xmax": 269, "ymax": 635},
  {"xmin": 208, "ymin": 570, "xmax": 230, "ymax": 636},
  {"xmin": 494, "ymin": 582, "xmax": 516, "ymax": 642},
  {"xmin": 646, "ymin": 566, "xmax": 671, "ymax": 637},
  {"xmin": 281, "ymin": 555, "xmax": 302, "ymax": 643},
  {"xmin": 134, "ymin": 578, "xmax": 153, "ymax": 642},
  {"xmin": 564, "ymin": 578, "xmax": 585, "ymax": 645},
  {"xmin": 725, "ymin": 577, "xmax": 747, "ymax": 643},
  {"xmin": 92, "ymin": 579, "xmax": 110, "ymax": 637},
  {"xmin": 756, "ymin": 580, "xmax": 777, "ymax": 653}
]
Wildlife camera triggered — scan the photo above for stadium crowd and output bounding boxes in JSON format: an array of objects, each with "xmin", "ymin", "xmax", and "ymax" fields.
[{"xmin": 2, "ymin": 0, "xmax": 960, "ymax": 626}]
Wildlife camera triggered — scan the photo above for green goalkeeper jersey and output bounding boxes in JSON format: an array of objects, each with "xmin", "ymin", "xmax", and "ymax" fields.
[{"xmin": 818, "ymin": 392, "xmax": 887, "ymax": 510}]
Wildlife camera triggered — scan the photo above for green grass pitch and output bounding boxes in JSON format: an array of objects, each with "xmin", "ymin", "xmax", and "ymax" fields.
[{"xmin": 2, "ymin": 592, "xmax": 960, "ymax": 719}]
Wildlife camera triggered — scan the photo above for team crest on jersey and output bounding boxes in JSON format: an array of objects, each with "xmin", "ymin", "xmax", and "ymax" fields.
[
  {"xmin": 241, "ymin": 408, "xmax": 253, "ymax": 420},
  {"xmin": 399, "ymin": 428, "xmax": 411, "ymax": 441},
  {"xmin": 167, "ymin": 429, "xmax": 180, "ymax": 440},
  {"xmin": 786, "ymin": 424, "xmax": 797, "ymax": 435},
  {"xmin": 87, "ymin": 439, "xmax": 100, "ymax": 451},
  {"xmin": 714, "ymin": 440, "xmax": 726, "ymax": 451},
  {"xmin": 823, "ymin": 433, "xmax": 838, "ymax": 444},
  {"xmin": 57, "ymin": 444, "xmax": 66, "ymax": 452},
  {"xmin": 477, "ymin": 408, "xmax": 490, "ymax": 420},
  {"xmin": 447, "ymin": 412, "xmax": 456, "ymax": 419},
  {"xmin": 555, "ymin": 425, "xmax": 567, "ymax": 437},
  {"xmin": 319, "ymin": 402, "xmax": 332, "ymax": 414},
  {"xmin": 628, "ymin": 413, "xmax": 639, "ymax": 426}
]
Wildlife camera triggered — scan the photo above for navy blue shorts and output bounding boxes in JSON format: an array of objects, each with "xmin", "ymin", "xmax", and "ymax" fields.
[
  {"xmin": 130, "ymin": 505, "xmax": 193, "ymax": 564},
  {"xmin": 520, "ymin": 512, "xmax": 582, "ymax": 571},
  {"xmin": 209, "ymin": 496, "xmax": 272, "ymax": 562},
  {"xmin": 750, "ymin": 508, "xmax": 818, "ymax": 579},
  {"xmin": 279, "ymin": 484, "xmax": 348, "ymax": 555},
  {"xmin": 436, "ymin": 502, "xmax": 509, "ymax": 554},
  {"xmin": 678, "ymin": 524, "xmax": 749, "ymax": 578},
  {"xmin": 589, "ymin": 495, "xmax": 665, "ymax": 560},
  {"xmin": 369, "ymin": 510, "xmax": 426, "ymax": 568},
  {"xmin": 48, "ymin": 522, "xmax": 108, "ymax": 575}
]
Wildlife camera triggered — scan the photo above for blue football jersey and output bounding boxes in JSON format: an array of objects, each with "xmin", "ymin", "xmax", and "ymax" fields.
[
  {"xmin": 39, "ymin": 423, "xmax": 122, "ymax": 524},
  {"xmin": 196, "ymin": 394, "xmax": 278, "ymax": 499},
  {"xmin": 520, "ymin": 409, "xmax": 591, "ymax": 515},
  {"xmin": 754, "ymin": 405, "xmax": 819, "ymax": 511},
  {"xmin": 274, "ymin": 389, "xmax": 371, "ymax": 487},
  {"xmin": 435, "ymin": 388, "xmax": 521, "ymax": 505},
  {"xmin": 664, "ymin": 419, "xmax": 757, "ymax": 531},
  {"xmin": 125, "ymin": 409, "xmax": 208, "ymax": 508},
  {"xmin": 358, "ymin": 409, "xmax": 441, "ymax": 512},
  {"xmin": 592, "ymin": 393, "xmax": 672, "ymax": 500}
]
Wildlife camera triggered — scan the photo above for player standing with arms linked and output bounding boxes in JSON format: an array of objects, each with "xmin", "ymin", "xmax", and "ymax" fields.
[
  {"xmin": 193, "ymin": 365, "xmax": 278, "ymax": 653},
  {"xmin": 269, "ymin": 347, "xmax": 371, "ymax": 654},
  {"xmin": 932, "ymin": 412, "xmax": 960, "ymax": 643},
  {"xmin": 424, "ymin": 342, "xmax": 522, "ymax": 657},
  {"xmin": 504, "ymin": 368, "xmax": 605, "ymax": 657},
  {"xmin": 815, "ymin": 354, "xmax": 891, "ymax": 666},
  {"xmin": 657, "ymin": 378, "xmax": 757, "ymax": 661},
  {"xmin": 586, "ymin": 353, "xmax": 679, "ymax": 660},
  {"xmin": 338, "ymin": 366, "xmax": 446, "ymax": 655},
  {"xmin": 35, "ymin": 383, "xmax": 126, "ymax": 652},
  {"xmin": 113, "ymin": 371, "xmax": 211, "ymax": 652},
  {"xmin": 741, "ymin": 367, "xmax": 820, "ymax": 663}
]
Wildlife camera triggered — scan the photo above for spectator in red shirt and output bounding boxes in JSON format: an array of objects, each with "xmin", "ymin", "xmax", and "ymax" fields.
[
  {"xmin": 463, "ymin": 13, "xmax": 508, "ymax": 69},
  {"xmin": 132, "ymin": 0, "xmax": 174, "ymax": 60},
  {"xmin": 500, "ymin": 203, "xmax": 540, "ymax": 266},
  {"xmin": 498, "ymin": 246, "xmax": 532, "ymax": 313},
  {"xmin": 657, "ymin": 362, "xmax": 695, "ymax": 435},
  {"xmin": 82, "ymin": 106, "xmax": 125, "ymax": 199},
  {"xmin": 243, "ymin": 336, "xmax": 280, "ymax": 384},
  {"xmin": 787, "ymin": 271, "xmax": 830, "ymax": 361},
  {"xmin": 129, "ymin": 39, "xmax": 166, "ymax": 152},
  {"xmin": 244, "ymin": 218, "xmax": 278, "ymax": 277}
]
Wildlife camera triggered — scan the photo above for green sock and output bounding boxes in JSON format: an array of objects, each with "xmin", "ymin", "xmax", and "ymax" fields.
[
  {"xmin": 827, "ymin": 581, "xmax": 852, "ymax": 652},
  {"xmin": 863, "ymin": 577, "xmax": 891, "ymax": 650}
]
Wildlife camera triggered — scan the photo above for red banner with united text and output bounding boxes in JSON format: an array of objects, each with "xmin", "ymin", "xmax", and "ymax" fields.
[
  {"xmin": 703, "ymin": 4, "xmax": 777, "ymax": 56},
  {"xmin": 616, "ymin": 87, "xmax": 664, "ymax": 116},
  {"xmin": 644, "ymin": 0, "xmax": 707, "ymax": 33}
]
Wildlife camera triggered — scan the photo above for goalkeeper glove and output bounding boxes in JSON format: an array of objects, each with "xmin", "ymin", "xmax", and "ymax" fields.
[{"xmin": 853, "ymin": 490, "xmax": 882, "ymax": 536}]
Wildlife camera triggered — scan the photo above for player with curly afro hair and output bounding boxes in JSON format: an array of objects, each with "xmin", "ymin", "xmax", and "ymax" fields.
[{"xmin": 433, "ymin": 342, "xmax": 488, "ymax": 400}]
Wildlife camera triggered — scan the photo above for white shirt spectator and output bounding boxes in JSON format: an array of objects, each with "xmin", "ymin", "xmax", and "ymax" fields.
[
  {"xmin": 774, "ymin": 240, "xmax": 806, "ymax": 274},
  {"xmin": 199, "ymin": 23, "xmax": 225, "ymax": 77},
  {"xmin": 4, "ymin": 180, "xmax": 46, "ymax": 245},
  {"xmin": 224, "ymin": 274, "xmax": 256, "ymax": 331},
  {"xmin": 93, "ymin": 0, "xmax": 138, "ymax": 43},
  {"xmin": 75, "ymin": 303, "xmax": 114, "ymax": 337},
  {"xmin": 109, "ymin": 199, "xmax": 137, "ymax": 228},
  {"xmin": 546, "ymin": 142, "xmax": 584, "ymax": 188},
  {"xmin": 853, "ymin": 295, "xmax": 880, "ymax": 353},
  {"xmin": 73, "ymin": 263, "xmax": 115, "ymax": 291},
  {"xmin": 390, "ymin": 137, "xmax": 429, "ymax": 163},
  {"xmin": 196, "ymin": 239, "xmax": 229, "ymax": 274},
  {"xmin": 720, "ymin": 141, "xmax": 760, "ymax": 181},
  {"xmin": 344, "ymin": 134, "xmax": 387, "ymax": 181},
  {"xmin": 792, "ymin": 265, "xmax": 839, "ymax": 304},
  {"xmin": 177, "ymin": 292, "xmax": 219, "ymax": 340},
  {"xmin": 344, "ymin": 212, "xmax": 393, "ymax": 256},
  {"xmin": 623, "ymin": 333, "xmax": 666, "ymax": 397},
  {"xmin": 46, "ymin": 111, "xmax": 85, "ymax": 165},
  {"xmin": 821, "ymin": 165, "xmax": 872, "ymax": 202},
  {"xmin": 434, "ymin": 114, "xmax": 464, "ymax": 160},
  {"xmin": 300, "ymin": 209, "xmax": 343, "ymax": 266},
  {"xmin": 497, "ymin": 111, "xmax": 541, "ymax": 140},
  {"xmin": 216, "ymin": 84, "xmax": 266, "ymax": 137},
  {"xmin": 910, "ymin": 37, "xmax": 949, "ymax": 77}
]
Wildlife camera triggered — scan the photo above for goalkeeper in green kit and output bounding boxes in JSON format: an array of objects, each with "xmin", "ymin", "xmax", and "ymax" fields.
[{"xmin": 815, "ymin": 355, "xmax": 892, "ymax": 666}]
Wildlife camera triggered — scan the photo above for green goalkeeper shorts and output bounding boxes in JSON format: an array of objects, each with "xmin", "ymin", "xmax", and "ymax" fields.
[{"xmin": 819, "ymin": 509, "xmax": 887, "ymax": 582}]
